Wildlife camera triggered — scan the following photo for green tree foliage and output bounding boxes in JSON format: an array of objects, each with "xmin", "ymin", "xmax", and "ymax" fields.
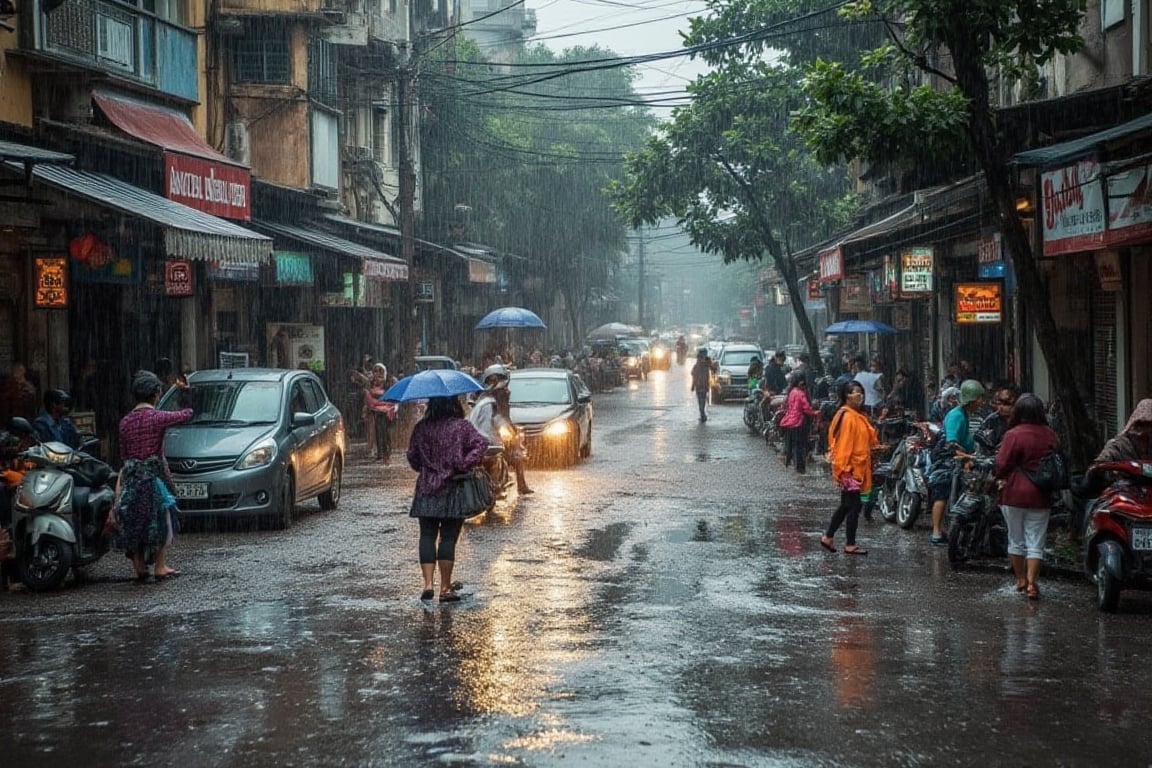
[
  {"xmin": 784, "ymin": 0, "xmax": 1099, "ymax": 464},
  {"xmin": 422, "ymin": 41, "xmax": 654, "ymax": 339},
  {"xmin": 611, "ymin": 55, "xmax": 854, "ymax": 373}
]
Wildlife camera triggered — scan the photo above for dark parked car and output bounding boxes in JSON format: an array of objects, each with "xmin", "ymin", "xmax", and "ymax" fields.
[
  {"xmin": 158, "ymin": 368, "xmax": 346, "ymax": 529},
  {"xmin": 508, "ymin": 369, "xmax": 593, "ymax": 467}
]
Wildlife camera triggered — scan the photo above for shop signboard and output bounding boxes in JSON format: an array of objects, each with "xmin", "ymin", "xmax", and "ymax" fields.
[
  {"xmin": 468, "ymin": 259, "xmax": 496, "ymax": 284},
  {"xmin": 1040, "ymin": 158, "xmax": 1106, "ymax": 255},
  {"xmin": 1095, "ymin": 251, "xmax": 1123, "ymax": 291},
  {"xmin": 267, "ymin": 323, "xmax": 325, "ymax": 371},
  {"xmin": 818, "ymin": 245, "xmax": 843, "ymax": 283},
  {"xmin": 955, "ymin": 282, "xmax": 1003, "ymax": 324},
  {"xmin": 416, "ymin": 281, "xmax": 435, "ymax": 303},
  {"xmin": 165, "ymin": 152, "xmax": 251, "ymax": 221},
  {"xmin": 840, "ymin": 273, "xmax": 870, "ymax": 311},
  {"xmin": 274, "ymin": 252, "xmax": 314, "ymax": 286},
  {"xmin": 1105, "ymin": 164, "xmax": 1152, "ymax": 247},
  {"xmin": 34, "ymin": 257, "xmax": 67, "ymax": 308},
  {"xmin": 208, "ymin": 260, "xmax": 259, "ymax": 282},
  {"xmin": 165, "ymin": 260, "xmax": 194, "ymax": 297},
  {"xmin": 804, "ymin": 277, "xmax": 825, "ymax": 311},
  {"xmin": 900, "ymin": 247, "xmax": 934, "ymax": 294}
]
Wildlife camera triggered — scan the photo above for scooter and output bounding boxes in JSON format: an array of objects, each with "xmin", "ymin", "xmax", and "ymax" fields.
[
  {"xmin": 946, "ymin": 454, "xmax": 1006, "ymax": 566},
  {"xmin": 743, "ymin": 389, "xmax": 766, "ymax": 435},
  {"xmin": 895, "ymin": 422, "xmax": 939, "ymax": 529},
  {"xmin": 1082, "ymin": 460, "xmax": 1152, "ymax": 612},
  {"xmin": 6, "ymin": 417, "xmax": 116, "ymax": 591}
]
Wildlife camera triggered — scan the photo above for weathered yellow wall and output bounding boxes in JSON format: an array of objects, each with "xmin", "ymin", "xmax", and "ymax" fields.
[
  {"xmin": 0, "ymin": 26, "xmax": 33, "ymax": 127},
  {"xmin": 241, "ymin": 96, "xmax": 310, "ymax": 188},
  {"xmin": 190, "ymin": 0, "xmax": 207, "ymax": 135}
]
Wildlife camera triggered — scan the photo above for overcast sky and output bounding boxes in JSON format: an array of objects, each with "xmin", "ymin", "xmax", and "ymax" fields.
[{"xmin": 524, "ymin": 0, "xmax": 715, "ymax": 113}]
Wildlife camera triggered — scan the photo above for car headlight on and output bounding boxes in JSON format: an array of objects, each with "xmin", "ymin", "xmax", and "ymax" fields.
[
  {"xmin": 236, "ymin": 438, "xmax": 277, "ymax": 470},
  {"xmin": 498, "ymin": 424, "xmax": 516, "ymax": 442},
  {"xmin": 652, "ymin": 348, "xmax": 665, "ymax": 359},
  {"xmin": 719, "ymin": 369, "xmax": 732, "ymax": 383},
  {"xmin": 624, "ymin": 356, "xmax": 637, "ymax": 366},
  {"xmin": 544, "ymin": 420, "xmax": 571, "ymax": 438}
]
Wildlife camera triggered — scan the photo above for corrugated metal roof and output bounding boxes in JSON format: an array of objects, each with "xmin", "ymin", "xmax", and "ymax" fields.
[
  {"xmin": 320, "ymin": 213, "xmax": 460, "ymax": 257},
  {"xmin": 253, "ymin": 219, "xmax": 409, "ymax": 281},
  {"xmin": 93, "ymin": 90, "xmax": 243, "ymax": 167},
  {"xmin": 12, "ymin": 162, "xmax": 271, "ymax": 263},
  {"xmin": 0, "ymin": 140, "xmax": 73, "ymax": 165},
  {"xmin": 1015, "ymin": 111, "xmax": 1152, "ymax": 168}
]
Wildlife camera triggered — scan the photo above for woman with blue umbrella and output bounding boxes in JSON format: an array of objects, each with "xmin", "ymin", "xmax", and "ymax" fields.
[{"xmin": 384, "ymin": 370, "xmax": 489, "ymax": 602}]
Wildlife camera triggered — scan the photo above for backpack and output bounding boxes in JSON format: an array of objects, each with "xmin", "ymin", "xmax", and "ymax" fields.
[{"xmin": 1023, "ymin": 448, "xmax": 1071, "ymax": 494}]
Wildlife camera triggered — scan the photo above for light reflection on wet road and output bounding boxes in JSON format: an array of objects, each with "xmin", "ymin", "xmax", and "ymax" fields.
[{"xmin": 3, "ymin": 368, "xmax": 1152, "ymax": 766}]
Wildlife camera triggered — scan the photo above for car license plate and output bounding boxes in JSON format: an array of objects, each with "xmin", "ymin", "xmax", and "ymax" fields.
[
  {"xmin": 1132, "ymin": 526, "xmax": 1152, "ymax": 551},
  {"xmin": 174, "ymin": 482, "xmax": 209, "ymax": 500}
]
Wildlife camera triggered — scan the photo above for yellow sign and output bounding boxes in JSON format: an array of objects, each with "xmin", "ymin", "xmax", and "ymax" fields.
[
  {"xmin": 955, "ymin": 282, "xmax": 1002, "ymax": 324},
  {"xmin": 34, "ymin": 257, "xmax": 68, "ymax": 308}
]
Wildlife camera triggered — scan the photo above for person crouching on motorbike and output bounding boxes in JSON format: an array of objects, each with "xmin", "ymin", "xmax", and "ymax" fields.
[{"xmin": 469, "ymin": 365, "xmax": 533, "ymax": 496}]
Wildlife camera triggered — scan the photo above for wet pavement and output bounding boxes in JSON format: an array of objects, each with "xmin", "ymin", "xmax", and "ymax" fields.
[{"xmin": 3, "ymin": 370, "xmax": 1152, "ymax": 767}]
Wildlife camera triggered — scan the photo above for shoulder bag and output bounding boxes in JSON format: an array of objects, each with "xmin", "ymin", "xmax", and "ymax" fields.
[
  {"xmin": 1023, "ymin": 448, "xmax": 1071, "ymax": 494},
  {"xmin": 446, "ymin": 468, "xmax": 495, "ymax": 518}
]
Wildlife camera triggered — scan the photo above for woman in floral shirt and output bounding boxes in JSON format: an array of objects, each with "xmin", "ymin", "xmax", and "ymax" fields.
[
  {"xmin": 114, "ymin": 370, "xmax": 191, "ymax": 582},
  {"xmin": 407, "ymin": 395, "xmax": 490, "ymax": 602}
]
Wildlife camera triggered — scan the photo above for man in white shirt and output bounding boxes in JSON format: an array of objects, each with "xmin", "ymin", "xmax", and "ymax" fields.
[{"xmin": 853, "ymin": 356, "xmax": 885, "ymax": 415}]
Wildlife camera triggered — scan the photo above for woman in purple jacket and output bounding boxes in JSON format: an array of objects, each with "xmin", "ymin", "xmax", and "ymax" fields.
[
  {"xmin": 993, "ymin": 394, "xmax": 1058, "ymax": 600},
  {"xmin": 407, "ymin": 395, "xmax": 490, "ymax": 602}
]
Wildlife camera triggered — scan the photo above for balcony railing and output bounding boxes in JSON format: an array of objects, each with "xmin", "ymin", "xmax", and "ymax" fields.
[{"xmin": 32, "ymin": 0, "xmax": 198, "ymax": 101}]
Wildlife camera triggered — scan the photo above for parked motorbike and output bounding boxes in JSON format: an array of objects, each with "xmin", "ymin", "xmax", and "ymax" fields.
[
  {"xmin": 743, "ymin": 389, "xmax": 766, "ymax": 435},
  {"xmin": 762, "ymin": 394, "xmax": 786, "ymax": 452},
  {"xmin": 894, "ymin": 422, "xmax": 940, "ymax": 529},
  {"xmin": 946, "ymin": 453, "xmax": 1006, "ymax": 567},
  {"xmin": 1082, "ymin": 459, "xmax": 1152, "ymax": 612},
  {"xmin": 5, "ymin": 417, "xmax": 116, "ymax": 591},
  {"xmin": 873, "ymin": 420, "xmax": 922, "ymax": 524}
]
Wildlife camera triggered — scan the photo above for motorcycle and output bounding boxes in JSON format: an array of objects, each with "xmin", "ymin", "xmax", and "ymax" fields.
[
  {"xmin": 1082, "ymin": 459, "xmax": 1152, "ymax": 612},
  {"xmin": 743, "ymin": 389, "xmax": 766, "ymax": 435},
  {"xmin": 762, "ymin": 394, "xmax": 787, "ymax": 452},
  {"xmin": 894, "ymin": 422, "xmax": 940, "ymax": 529},
  {"xmin": 481, "ymin": 424, "xmax": 524, "ymax": 505},
  {"xmin": 946, "ymin": 453, "xmax": 1006, "ymax": 567},
  {"xmin": 872, "ymin": 420, "xmax": 920, "ymax": 524},
  {"xmin": 5, "ymin": 417, "xmax": 116, "ymax": 591}
]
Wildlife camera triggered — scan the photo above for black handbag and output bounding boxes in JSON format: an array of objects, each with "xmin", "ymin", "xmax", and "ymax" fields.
[{"xmin": 446, "ymin": 469, "xmax": 495, "ymax": 518}]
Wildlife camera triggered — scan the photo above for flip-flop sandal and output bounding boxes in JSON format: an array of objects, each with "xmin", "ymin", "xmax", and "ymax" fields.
[
  {"xmin": 819, "ymin": 538, "xmax": 837, "ymax": 553},
  {"xmin": 440, "ymin": 593, "xmax": 461, "ymax": 603},
  {"xmin": 844, "ymin": 547, "xmax": 869, "ymax": 556},
  {"xmin": 420, "ymin": 589, "xmax": 434, "ymax": 601}
]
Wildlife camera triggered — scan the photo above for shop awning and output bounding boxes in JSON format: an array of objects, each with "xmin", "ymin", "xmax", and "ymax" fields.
[
  {"xmin": 253, "ymin": 220, "xmax": 409, "ymax": 281},
  {"xmin": 1014, "ymin": 111, "xmax": 1152, "ymax": 168},
  {"xmin": 321, "ymin": 213, "xmax": 459, "ymax": 256},
  {"xmin": 0, "ymin": 140, "xmax": 73, "ymax": 166},
  {"xmin": 11, "ymin": 162, "xmax": 271, "ymax": 263},
  {"xmin": 92, "ymin": 90, "xmax": 240, "ymax": 167}
]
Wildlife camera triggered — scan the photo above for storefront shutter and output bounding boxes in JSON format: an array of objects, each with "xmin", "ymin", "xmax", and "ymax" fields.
[{"xmin": 1092, "ymin": 286, "xmax": 1118, "ymax": 433}]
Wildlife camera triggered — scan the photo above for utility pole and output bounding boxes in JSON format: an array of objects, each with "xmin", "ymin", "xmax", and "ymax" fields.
[
  {"xmin": 636, "ymin": 226, "xmax": 645, "ymax": 330},
  {"xmin": 396, "ymin": 18, "xmax": 419, "ymax": 371}
]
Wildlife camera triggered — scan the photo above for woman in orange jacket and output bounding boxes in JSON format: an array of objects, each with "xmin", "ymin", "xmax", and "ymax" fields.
[{"xmin": 820, "ymin": 380, "xmax": 878, "ymax": 555}]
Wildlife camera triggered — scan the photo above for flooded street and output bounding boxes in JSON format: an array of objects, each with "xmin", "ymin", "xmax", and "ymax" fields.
[{"xmin": 3, "ymin": 370, "xmax": 1152, "ymax": 767}]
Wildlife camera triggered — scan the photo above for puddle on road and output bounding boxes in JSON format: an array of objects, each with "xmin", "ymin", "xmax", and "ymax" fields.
[{"xmin": 574, "ymin": 522, "xmax": 632, "ymax": 562}]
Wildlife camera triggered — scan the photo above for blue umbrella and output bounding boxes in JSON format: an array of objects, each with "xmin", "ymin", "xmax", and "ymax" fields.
[
  {"xmin": 824, "ymin": 319, "xmax": 899, "ymax": 335},
  {"xmin": 381, "ymin": 369, "xmax": 484, "ymax": 402},
  {"xmin": 475, "ymin": 306, "xmax": 546, "ymax": 330}
]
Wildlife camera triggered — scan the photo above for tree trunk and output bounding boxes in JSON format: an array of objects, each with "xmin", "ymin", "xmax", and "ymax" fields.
[{"xmin": 951, "ymin": 46, "xmax": 1101, "ymax": 468}]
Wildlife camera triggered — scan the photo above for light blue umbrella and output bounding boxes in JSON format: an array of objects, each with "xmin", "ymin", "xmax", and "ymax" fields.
[
  {"xmin": 824, "ymin": 319, "xmax": 899, "ymax": 334},
  {"xmin": 475, "ymin": 307, "xmax": 546, "ymax": 330},
  {"xmin": 381, "ymin": 369, "xmax": 484, "ymax": 402}
]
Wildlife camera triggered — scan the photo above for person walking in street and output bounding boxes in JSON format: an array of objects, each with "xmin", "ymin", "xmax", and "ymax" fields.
[
  {"xmin": 407, "ymin": 395, "xmax": 491, "ymax": 602},
  {"xmin": 32, "ymin": 389, "xmax": 82, "ymax": 449},
  {"xmin": 780, "ymin": 370, "xmax": 820, "ymax": 474},
  {"xmin": 690, "ymin": 349, "xmax": 712, "ymax": 423},
  {"xmin": 993, "ymin": 394, "xmax": 1058, "ymax": 600},
  {"xmin": 821, "ymin": 380, "xmax": 878, "ymax": 555},
  {"xmin": 364, "ymin": 363, "xmax": 397, "ymax": 462},
  {"xmin": 928, "ymin": 379, "xmax": 985, "ymax": 546},
  {"xmin": 113, "ymin": 370, "xmax": 192, "ymax": 583}
]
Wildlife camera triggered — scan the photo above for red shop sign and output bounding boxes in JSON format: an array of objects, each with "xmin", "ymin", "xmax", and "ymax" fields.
[
  {"xmin": 164, "ymin": 152, "xmax": 251, "ymax": 221},
  {"xmin": 165, "ymin": 259, "xmax": 194, "ymax": 297},
  {"xmin": 818, "ymin": 245, "xmax": 843, "ymax": 283}
]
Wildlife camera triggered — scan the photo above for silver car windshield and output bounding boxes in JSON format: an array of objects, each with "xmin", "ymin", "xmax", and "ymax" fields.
[
  {"xmin": 721, "ymin": 351, "xmax": 761, "ymax": 366},
  {"xmin": 510, "ymin": 378, "xmax": 572, "ymax": 405},
  {"xmin": 182, "ymin": 381, "xmax": 282, "ymax": 424}
]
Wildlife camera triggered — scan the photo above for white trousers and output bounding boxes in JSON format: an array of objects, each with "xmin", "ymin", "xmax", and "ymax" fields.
[{"xmin": 1001, "ymin": 505, "xmax": 1050, "ymax": 560}]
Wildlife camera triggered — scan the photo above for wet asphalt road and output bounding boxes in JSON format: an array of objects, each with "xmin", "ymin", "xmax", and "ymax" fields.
[{"xmin": 3, "ymin": 370, "xmax": 1152, "ymax": 768}]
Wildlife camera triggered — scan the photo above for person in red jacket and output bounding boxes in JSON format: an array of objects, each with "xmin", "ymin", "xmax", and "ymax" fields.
[{"xmin": 993, "ymin": 393, "xmax": 1058, "ymax": 600}]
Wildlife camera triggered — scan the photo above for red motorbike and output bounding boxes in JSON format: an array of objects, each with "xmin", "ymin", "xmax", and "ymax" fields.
[{"xmin": 1083, "ymin": 460, "xmax": 1152, "ymax": 612}]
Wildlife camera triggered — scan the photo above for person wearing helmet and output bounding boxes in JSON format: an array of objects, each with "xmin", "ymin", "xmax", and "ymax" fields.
[
  {"xmin": 928, "ymin": 379, "xmax": 986, "ymax": 546},
  {"xmin": 481, "ymin": 363, "xmax": 509, "ymax": 389},
  {"xmin": 32, "ymin": 389, "xmax": 81, "ymax": 449},
  {"xmin": 114, "ymin": 370, "xmax": 193, "ymax": 582}
]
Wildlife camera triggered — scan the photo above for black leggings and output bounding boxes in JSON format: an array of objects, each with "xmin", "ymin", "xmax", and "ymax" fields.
[
  {"xmin": 825, "ymin": 490, "xmax": 862, "ymax": 545},
  {"xmin": 788, "ymin": 419, "xmax": 811, "ymax": 471},
  {"xmin": 418, "ymin": 517, "xmax": 464, "ymax": 564},
  {"xmin": 373, "ymin": 413, "xmax": 392, "ymax": 458}
]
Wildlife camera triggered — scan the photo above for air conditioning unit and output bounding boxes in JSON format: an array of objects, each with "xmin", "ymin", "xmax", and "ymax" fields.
[{"xmin": 225, "ymin": 122, "xmax": 251, "ymax": 165}]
